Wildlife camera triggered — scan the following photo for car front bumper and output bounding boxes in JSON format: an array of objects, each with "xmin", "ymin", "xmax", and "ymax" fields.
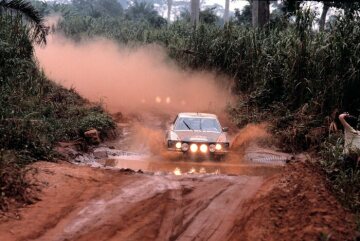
[{"xmin": 167, "ymin": 141, "xmax": 229, "ymax": 155}]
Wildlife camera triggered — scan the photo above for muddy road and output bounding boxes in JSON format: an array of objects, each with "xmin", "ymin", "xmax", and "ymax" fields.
[{"xmin": 0, "ymin": 113, "xmax": 355, "ymax": 241}]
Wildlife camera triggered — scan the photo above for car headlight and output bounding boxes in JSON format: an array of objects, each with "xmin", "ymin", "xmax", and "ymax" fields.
[
  {"xmin": 175, "ymin": 142, "xmax": 182, "ymax": 149},
  {"xmin": 215, "ymin": 144, "xmax": 222, "ymax": 151},
  {"xmin": 200, "ymin": 144, "xmax": 208, "ymax": 153},
  {"xmin": 190, "ymin": 144, "xmax": 198, "ymax": 152}
]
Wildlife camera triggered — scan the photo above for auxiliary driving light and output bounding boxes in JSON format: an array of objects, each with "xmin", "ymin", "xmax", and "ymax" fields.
[
  {"xmin": 181, "ymin": 143, "xmax": 189, "ymax": 152},
  {"xmin": 200, "ymin": 144, "xmax": 208, "ymax": 153},
  {"xmin": 190, "ymin": 144, "xmax": 198, "ymax": 152},
  {"xmin": 209, "ymin": 144, "xmax": 216, "ymax": 153},
  {"xmin": 175, "ymin": 142, "xmax": 182, "ymax": 149},
  {"xmin": 215, "ymin": 144, "xmax": 222, "ymax": 151}
]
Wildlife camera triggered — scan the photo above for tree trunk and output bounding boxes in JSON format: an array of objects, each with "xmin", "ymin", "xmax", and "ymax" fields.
[
  {"xmin": 319, "ymin": 3, "xmax": 329, "ymax": 31},
  {"xmin": 167, "ymin": 0, "xmax": 172, "ymax": 23},
  {"xmin": 190, "ymin": 0, "xmax": 200, "ymax": 27},
  {"xmin": 252, "ymin": 0, "xmax": 269, "ymax": 27},
  {"xmin": 224, "ymin": 0, "xmax": 230, "ymax": 24}
]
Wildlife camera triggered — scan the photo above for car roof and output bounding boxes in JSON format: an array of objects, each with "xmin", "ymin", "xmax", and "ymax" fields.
[{"xmin": 177, "ymin": 112, "xmax": 218, "ymax": 118}]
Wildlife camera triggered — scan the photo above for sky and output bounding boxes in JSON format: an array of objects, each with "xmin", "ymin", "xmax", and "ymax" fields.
[
  {"xmin": 205, "ymin": 0, "xmax": 249, "ymax": 12},
  {"xmin": 153, "ymin": 0, "xmax": 333, "ymax": 21}
]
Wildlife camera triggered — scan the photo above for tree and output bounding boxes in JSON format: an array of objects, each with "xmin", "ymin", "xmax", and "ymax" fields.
[
  {"xmin": 233, "ymin": 4, "xmax": 251, "ymax": 26},
  {"xmin": 328, "ymin": 1, "xmax": 360, "ymax": 15},
  {"xmin": 223, "ymin": 0, "xmax": 229, "ymax": 24},
  {"xmin": 126, "ymin": 1, "xmax": 166, "ymax": 27},
  {"xmin": 190, "ymin": 0, "xmax": 200, "ymax": 27},
  {"xmin": 316, "ymin": 1, "xmax": 360, "ymax": 31},
  {"xmin": 252, "ymin": 0, "xmax": 269, "ymax": 27},
  {"xmin": 72, "ymin": 0, "xmax": 123, "ymax": 18},
  {"xmin": 167, "ymin": 0, "xmax": 172, "ymax": 22},
  {"xmin": 0, "ymin": 0, "xmax": 48, "ymax": 44},
  {"xmin": 319, "ymin": 1, "xmax": 329, "ymax": 31},
  {"xmin": 281, "ymin": 0, "xmax": 302, "ymax": 16},
  {"xmin": 200, "ymin": 7, "xmax": 219, "ymax": 25}
]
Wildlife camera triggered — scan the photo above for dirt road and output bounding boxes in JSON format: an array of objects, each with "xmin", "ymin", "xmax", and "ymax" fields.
[
  {"xmin": 0, "ymin": 114, "xmax": 357, "ymax": 241},
  {"xmin": 0, "ymin": 161, "xmax": 265, "ymax": 241},
  {"xmin": 0, "ymin": 160, "xmax": 356, "ymax": 241}
]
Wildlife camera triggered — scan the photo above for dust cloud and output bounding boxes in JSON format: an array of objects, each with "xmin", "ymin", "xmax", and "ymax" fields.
[
  {"xmin": 35, "ymin": 35, "xmax": 233, "ymax": 115},
  {"xmin": 231, "ymin": 123, "xmax": 271, "ymax": 151}
]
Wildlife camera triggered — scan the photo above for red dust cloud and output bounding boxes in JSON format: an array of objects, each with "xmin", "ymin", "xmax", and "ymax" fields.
[
  {"xmin": 35, "ymin": 35, "xmax": 233, "ymax": 115},
  {"xmin": 231, "ymin": 123, "xmax": 271, "ymax": 151}
]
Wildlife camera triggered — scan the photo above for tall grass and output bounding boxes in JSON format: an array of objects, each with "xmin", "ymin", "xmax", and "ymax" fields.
[{"xmin": 320, "ymin": 135, "xmax": 360, "ymax": 213}]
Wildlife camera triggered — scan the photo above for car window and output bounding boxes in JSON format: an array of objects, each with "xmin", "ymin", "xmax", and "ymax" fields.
[{"xmin": 174, "ymin": 117, "xmax": 221, "ymax": 132}]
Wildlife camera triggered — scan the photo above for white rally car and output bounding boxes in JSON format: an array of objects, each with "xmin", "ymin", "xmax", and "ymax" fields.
[{"xmin": 165, "ymin": 112, "xmax": 229, "ymax": 156}]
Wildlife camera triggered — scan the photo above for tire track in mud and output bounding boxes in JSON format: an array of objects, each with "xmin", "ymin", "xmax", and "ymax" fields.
[
  {"xmin": 26, "ymin": 173, "xmax": 264, "ymax": 241},
  {"xmin": 35, "ymin": 175, "xmax": 181, "ymax": 241},
  {"xmin": 171, "ymin": 176, "xmax": 263, "ymax": 241}
]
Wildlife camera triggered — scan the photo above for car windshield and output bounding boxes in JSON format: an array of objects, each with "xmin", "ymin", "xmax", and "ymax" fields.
[{"xmin": 174, "ymin": 117, "xmax": 221, "ymax": 132}]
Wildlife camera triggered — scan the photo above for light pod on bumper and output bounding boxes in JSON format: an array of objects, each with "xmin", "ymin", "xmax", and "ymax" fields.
[
  {"xmin": 200, "ymin": 144, "xmax": 208, "ymax": 153},
  {"xmin": 181, "ymin": 143, "xmax": 189, "ymax": 152},
  {"xmin": 215, "ymin": 144, "xmax": 222, "ymax": 151},
  {"xmin": 190, "ymin": 144, "xmax": 198, "ymax": 152},
  {"xmin": 209, "ymin": 144, "xmax": 216, "ymax": 153},
  {"xmin": 175, "ymin": 142, "xmax": 182, "ymax": 149}
]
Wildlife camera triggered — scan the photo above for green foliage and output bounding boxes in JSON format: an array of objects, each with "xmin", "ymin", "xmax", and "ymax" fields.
[
  {"xmin": 78, "ymin": 108, "xmax": 115, "ymax": 134},
  {"xmin": 199, "ymin": 7, "xmax": 220, "ymax": 25},
  {"xmin": 320, "ymin": 135, "xmax": 360, "ymax": 212},
  {"xmin": 0, "ymin": 0, "xmax": 48, "ymax": 44},
  {"xmin": 72, "ymin": 0, "xmax": 123, "ymax": 18},
  {"xmin": 0, "ymin": 151, "xmax": 35, "ymax": 211},
  {"xmin": 233, "ymin": 5, "xmax": 251, "ymax": 26},
  {"xmin": 126, "ymin": 1, "xmax": 166, "ymax": 28},
  {"xmin": 0, "ymin": 13, "xmax": 116, "ymax": 208},
  {"xmin": 0, "ymin": 14, "xmax": 115, "ymax": 162}
]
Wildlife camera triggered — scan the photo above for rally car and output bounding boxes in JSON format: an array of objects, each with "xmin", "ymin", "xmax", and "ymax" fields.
[{"xmin": 165, "ymin": 112, "xmax": 229, "ymax": 156}]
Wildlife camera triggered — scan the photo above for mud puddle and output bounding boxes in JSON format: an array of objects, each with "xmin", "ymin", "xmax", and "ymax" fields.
[
  {"xmin": 91, "ymin": 144, "xmax": 290, "ymax": 176},
  {"xmin": 101, "ymin": 157, "xmax": 282, "ymax": 176}
]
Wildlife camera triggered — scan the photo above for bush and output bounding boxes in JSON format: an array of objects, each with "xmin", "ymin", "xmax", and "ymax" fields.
[
  {"xmin": 0, "ymin": 151, "xmax": 35, "ymax": 211},
  {"xmin": 78, "ymin": 109, "xmax": 115, "ymax": 135},
  {"xmin": 320, "ymin": 135, "xmax": 360, "ymax": 212}
]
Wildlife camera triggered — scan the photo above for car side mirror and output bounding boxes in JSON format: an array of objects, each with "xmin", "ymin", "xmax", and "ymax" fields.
[{"xmin": 222, "ymin": 127, "xmax": 229, "ymax": 132}]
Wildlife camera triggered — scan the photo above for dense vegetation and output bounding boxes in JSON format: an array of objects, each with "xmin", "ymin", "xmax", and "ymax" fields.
[{"xmin": 0, "ymin": 12, "xmax": 114, "ymax": 210}]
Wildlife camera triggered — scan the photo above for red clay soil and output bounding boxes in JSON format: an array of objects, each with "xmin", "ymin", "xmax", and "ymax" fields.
[
  {"xmin": 0, "ymin": 160, "xmax": 357, "ymax": 241},
  {"xmin": 228, "ymin": 161, "xmax": 357, "ymax": 241}
]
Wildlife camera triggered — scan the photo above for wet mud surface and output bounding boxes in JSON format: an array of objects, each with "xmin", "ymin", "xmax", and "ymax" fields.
[{"xmin": 0, "ymin": 162, "xmax": 267, "ymax": 241}]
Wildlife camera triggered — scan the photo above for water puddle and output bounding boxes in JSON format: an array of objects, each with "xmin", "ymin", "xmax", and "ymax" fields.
[
  {"xmin": 101, "ymin": 156, "xmax": 283, "ymax": 176},
  {"xmin": 92, "ymin": 122, "xmax": 291, "ymax": 177}
]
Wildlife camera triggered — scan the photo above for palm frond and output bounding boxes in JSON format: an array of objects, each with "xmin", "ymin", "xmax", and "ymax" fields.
[{"xmin": 0, "ymin": 0, "xmax": 48, "ymax": 44}]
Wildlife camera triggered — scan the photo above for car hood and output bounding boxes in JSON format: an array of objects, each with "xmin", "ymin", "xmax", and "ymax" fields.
[{"xmin": 173, "ymin": 130, "xmax": 223, "ymax": 143}]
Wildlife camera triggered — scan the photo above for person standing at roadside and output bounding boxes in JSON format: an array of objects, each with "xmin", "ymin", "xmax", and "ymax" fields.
[{"xmin": 338, "ymin": 113, "xmax": 360, "ymax": 163}]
